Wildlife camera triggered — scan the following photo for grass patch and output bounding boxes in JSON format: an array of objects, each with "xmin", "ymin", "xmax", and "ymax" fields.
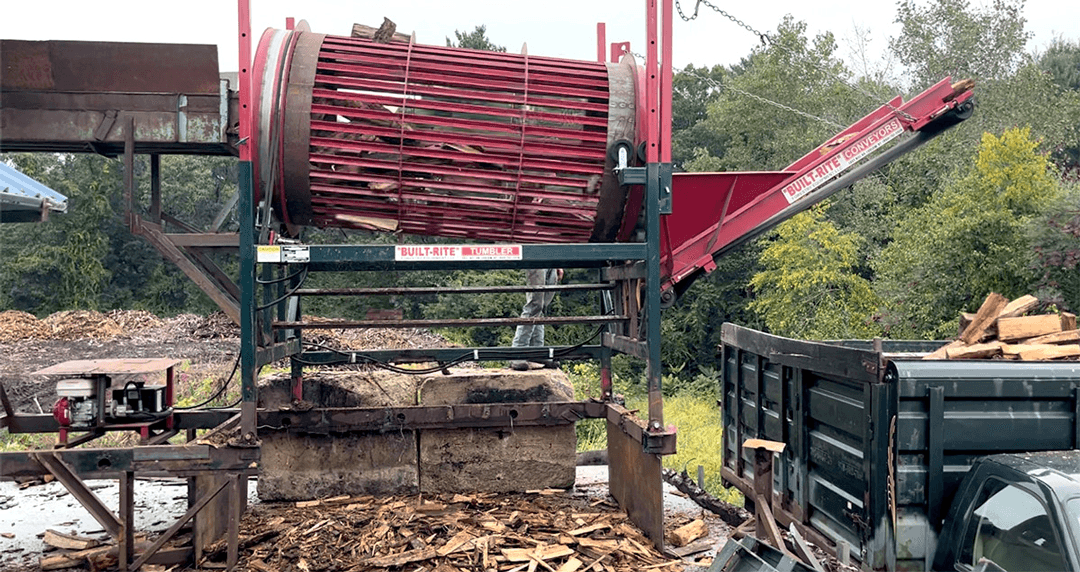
[{"xmin": 565, "ymin": 362, "xmax": 742, "ymax": 505}]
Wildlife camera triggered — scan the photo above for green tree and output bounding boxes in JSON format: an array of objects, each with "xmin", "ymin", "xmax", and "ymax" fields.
[
  {"xmin": 749, "ymin": 206, "xmax": 881, "ymax": 339},
  {"xmin": 1039, "ymin": 38, "xmax": 1080, "ymax": 91},
  {"xmin": 446, "ymin": 25, "xmax": 506, "ymax": 52},
  {"xmin": 0, "ymin": 154, "xmax": 113, "ymax": 313},
  {"xmin": 874, "ymin": 127, "xmax": 1063, "ymax": 337},
  {"xmin": 693, "ymin": 17, "xmax": 879, "ymax": 173},
  {"xmin": 1029, "ymin": 189, "xmax": 1080, "ymax": 312},
  {"xmin": 890, "ymin": 0, "xmax": 1031, "ymax": 89},
  {"xmin": 670, "ymin": 65, "xmax": 729, "ymax": 170}
]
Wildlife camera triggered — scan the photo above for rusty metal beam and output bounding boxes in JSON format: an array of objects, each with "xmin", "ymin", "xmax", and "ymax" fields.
[
  {"xmin": 31, "ymin": 451, "xmax": 122, "ymax": 540},
  {"xmin": 150, "ymin": 154, "xmax": 161, "ymax": 223},
  {"xmin": 294, "ymin": 283, "xmax": 613, "ymax": 296},
  {"xmin": 186, "ymin": 246, "xmax": 241, "ymax": 301},
  {"xmin": 228, "ymin": 474, "xmax": 241, "ymax": 570},
  {"xmin": 602, "ymin": 333, "xmax": 648, "ymax": 360},
  {"xmin": 606, "ymin": 406, "xmax": 664, "ymax": 549},
  {"xmin": 259, "ymin": 401, "xmax": 607, "ymax": 433},
  {"xmin": 4, "ymin": 444, "xmax": 257, "ymax": 479},
  {"xmin": 166, "ymin": 233, "xmax": 240, "ymax": 247},
  {"xmin": 131, "ymin": 218, "xmax": 240, "ymax": 323},
  {"xmin": 119, "ymin": 471, "xmax": 135, "ymax": 572},
  {"xmin": 0, "ymin": 40, "xmax": 235, "ymax": 156},
  {"xmin": 273, "ymin": 315, "xmax": 626, "ymax": 330}
]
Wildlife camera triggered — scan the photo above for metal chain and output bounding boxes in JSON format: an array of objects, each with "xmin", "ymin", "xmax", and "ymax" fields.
[
  {"xmin": 629, "ymin": 47, "xmax": 845, "ymax": 129},
  {"xmin": 682, "ymin": 66, "xmax": 847, "ymax": 130},
  {"xmin": 673, "ymin": 0, "xmax": 917, "ymax": 123},
  {"xmin": 675, "ymin": 0, "xmax": 770, "ymax": 46}
]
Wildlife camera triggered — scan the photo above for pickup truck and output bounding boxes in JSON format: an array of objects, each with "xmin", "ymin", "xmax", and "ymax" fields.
[{"xmin": 718, "ymin": 323, "xmax": 1080, "ymax": 571}]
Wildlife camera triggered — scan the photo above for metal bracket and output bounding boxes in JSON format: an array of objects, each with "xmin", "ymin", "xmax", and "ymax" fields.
[
  {"xmin": 659, "ymin": 163, "xmax": 673, "ymax": 214},
  {"xmin": 617, "ymin": 166, "xmax": 647, "ymax": 186}
]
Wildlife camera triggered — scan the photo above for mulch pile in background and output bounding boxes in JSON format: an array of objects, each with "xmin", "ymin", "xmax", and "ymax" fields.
[{"xmin": 0, "ymin": 310, "xmax": 449, "ymax": 351}]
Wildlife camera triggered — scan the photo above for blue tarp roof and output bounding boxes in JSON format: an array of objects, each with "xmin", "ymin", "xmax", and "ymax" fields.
[{"xmin": 0, "ymin": 162, "xmax": 68, "ymax": 222}]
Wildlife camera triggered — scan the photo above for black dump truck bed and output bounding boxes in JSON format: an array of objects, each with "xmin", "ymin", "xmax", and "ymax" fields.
[{"xmin": 718, "ymin": 323, "xmax": 1080, "ymax": 571}]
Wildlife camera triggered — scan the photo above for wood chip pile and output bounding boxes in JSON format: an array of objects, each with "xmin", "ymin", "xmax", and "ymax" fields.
[
  {"xmin": 925, "ymin": 293, "xmax": 1080, "ymax": 360},
  {"xmin": 209, "ymin": 492, "xmax": 681, "ymax": 572}
]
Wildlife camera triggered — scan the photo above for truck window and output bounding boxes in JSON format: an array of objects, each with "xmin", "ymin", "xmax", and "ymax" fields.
[{"xmin": 958, "ymin": 478, "xmax": 1066, "ymax": 571}]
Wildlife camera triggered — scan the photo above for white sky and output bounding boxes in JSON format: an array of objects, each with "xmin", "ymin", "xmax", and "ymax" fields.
[{"xmin": 1, "ymin": 0, "xmax": 1077, "ymax": 74}]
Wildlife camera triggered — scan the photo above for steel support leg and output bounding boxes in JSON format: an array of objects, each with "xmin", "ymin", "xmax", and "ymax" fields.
[
  {"xmin": 228, "ymin": 474, "xmax": 241, "ymax": 570},
  {"xmin": 119, "ymin": 470, "xmax": 135, "ymax": 572}
]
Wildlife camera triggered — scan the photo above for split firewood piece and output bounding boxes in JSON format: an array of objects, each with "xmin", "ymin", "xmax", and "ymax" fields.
[
  {"xmin": 568, "ymin": 522, "xmax": 611, "ymax": 536},
  {"xmin": 959, "ymin": 313, "xmax": 994, "ymax": 340},
  {"xmin": 1062, "ymin": 312, "xmax": 1077, "ymax": 331},
  {"xmin": 666, "ymin": 519, "xmax": 707, "ymax": 547},
  {"xmin": 1026, "ymin": 330, "xmax": 1080, "ymax": 345},
  {"xmin": 556, "ymin": 557, "xmax": 584, "ymax": 572},
  {"xmin": 436, "ymin": 530, "xmax": 477, "ymax": 557},
  {"xmin": 998, "ymin": 315, "xmax": 1063, "ymax": 342},
  {"xmin": 43, "ymin": 529, "xmax": 99, "ymax": 551},
  {"xmin": 945, "ymin": 341, "xmax": 1004, "ymax": 360},
  {"xmin": 960, "ymin": 293, "xmax": 1009, "ymax": 344},
  {"xmin": 1002, "ymin": 344, "xmax": 1056, "ymax": 359},
  {"xmin": 1019, "ymin": 344, "xmax": 1080, "ymax": 361},
  {"xmin": 998, "ymin": 295, "xmax": 1040, "ymax": 319},
  {"xmin": 351, "ymin": 21, "xmax": 412, "ymax": 43},
  {"xmin": 924, "ymin": 340, "xmax": 965, "ymax": 360},
  {"xmin": 295, "ymin": 494, "xmax": 350, "ymax": 508},
  {"xmin": 249, "ymin": 559, "xmax": 279, "ymax": 572},
  {"xmin": 361, "ymin": 546, "xmax": 438, "ymax": 567},
  {"xmin": 40, "ymin": 545, "xmax": 113, "ymax": 571}
]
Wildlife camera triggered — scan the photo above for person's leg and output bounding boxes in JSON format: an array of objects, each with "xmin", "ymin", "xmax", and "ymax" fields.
[{"xmin": 511, "ymin": 269, "xmax": 547, "ymax": 370}]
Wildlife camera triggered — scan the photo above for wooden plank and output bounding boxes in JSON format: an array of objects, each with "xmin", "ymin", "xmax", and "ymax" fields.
[
  {"xmin": 1063, "ymin": 312, "xmax": 1077, "ymax": 331},
  {"xmin": 753, "ymin": 494, "xmax": 790, "ymax": 556},
  {"xmin": 555, "ymin": 557, "xmax": 584, "ymax": 572},
  {"xmin": 351, "ymin": 21, "xmax": 412, "ymax": 43},
  {"xmin": 43, "ymin": 529, "xmax": 100, "ymax": 551},
  {"xmin": 998, "ymin": 315, "xmax": 1063, "ymax": 341},
  {"xmin": 666, "ymin": 519, "xmax": 706, "ymax": 547},
  {"xmin": 1002, "ymin": 344, "xmax": 1056, "ymax": 358},
  {"xmin": 361, "ymin": 547, "xmax": 438, "ymax": 567},
  {"xmin": 1019, "ymin": 345, "xmax": 1080, "ymax": 361},
  {"xmin": 789, "ymin": 523, "xmax": 826, "ymax": 572},
  {"xmin": 945, "ymin": 341, "xmax": 1003, "ymax": 359},
  {"xmin": 998, "ymin": 295, "xmax": 1040, "ymax": 319},
  {"xmin": 1027, "ymin": 330, "xmax": 1080, "ymax": 345},
  {"xmin": 924, "ymin": 340, "xmax": 965, "ymax": 360},
  {"xmin": 960, "ymin": 293, "xmax": 1008, "ymax": 344}
]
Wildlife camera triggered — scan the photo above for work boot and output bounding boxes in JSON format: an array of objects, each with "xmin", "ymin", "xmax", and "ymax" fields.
[{"xmin": 510, "ymin": 360, "xmax": 529, "ymax": 371}]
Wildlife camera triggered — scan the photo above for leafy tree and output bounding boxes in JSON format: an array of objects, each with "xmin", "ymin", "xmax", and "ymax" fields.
[
  {"xmin": 1029, "ymin": 188, "xmax": 1080, "ymax": 311},
  {"xmin": 661, "ymin": 244, "xmax": 762, "ymax": 372},
  {"xmin": 749, "ymin": 206, "xmax": 881, "ymax": 339},
  {"xmin": 874, "ymin": 127, "xmax": 1063, "ymax": 337},
  {"xmin": 890, "ymin": 0, "xmax": 1031, "ymax": 89},
  {"xmin": 1, "ymin": 154, "xmax": 113, "ymax": 313},
  {"xmin": 1039, "ymin": 38, "xmax": 1080, "ymax": 91},
  {"xmin": 670, "ymin": 65, "xmax": 729, "ymax": 170},
  {"xmin": 446, "ymin": 25, "xmax": 506, "ymax": 52},
  {"xmin": 694, "ymin": 17, "xmax": 878, "ymax": 173}
]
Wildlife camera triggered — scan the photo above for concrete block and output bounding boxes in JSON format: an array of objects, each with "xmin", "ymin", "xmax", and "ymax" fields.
[
  {"xmin": 258, "ymin": 430, "xmax": 417, "ymax": 500},
  {"xmin": 418, "ymin": 369, "xmax": 576, "ymax": 494},
  {"xmin": 256, "ymin": 371, "xmax": 418, "ymax": 500}
]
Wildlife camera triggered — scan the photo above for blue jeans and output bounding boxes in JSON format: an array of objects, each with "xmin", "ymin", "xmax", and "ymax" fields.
[{"xmin": 511, "ymin": 268, "xmax": 558, "ymax": 348}]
